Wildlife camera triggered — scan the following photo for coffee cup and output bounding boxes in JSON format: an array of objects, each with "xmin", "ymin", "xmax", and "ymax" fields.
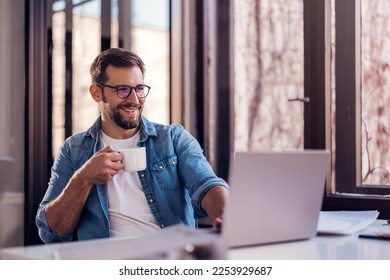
[{"xmin": 118, "ymin": 147, "xmax": 146, "ymax": 172}]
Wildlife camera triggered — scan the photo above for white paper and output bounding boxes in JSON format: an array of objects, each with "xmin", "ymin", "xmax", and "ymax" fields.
[{"xmin": 316, "ymin": 210, "xmax": 379, "ymax": 235}]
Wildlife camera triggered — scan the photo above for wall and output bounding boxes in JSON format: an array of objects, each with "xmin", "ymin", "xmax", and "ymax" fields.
[{"xmin": 0, "ymin": 0, "xmax": 25, "ymax": 248}]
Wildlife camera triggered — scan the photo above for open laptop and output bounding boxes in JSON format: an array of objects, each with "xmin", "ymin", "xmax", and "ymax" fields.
[{"xmin": 221, "ymin": 150, "xmax": 330, "ymax": 248}]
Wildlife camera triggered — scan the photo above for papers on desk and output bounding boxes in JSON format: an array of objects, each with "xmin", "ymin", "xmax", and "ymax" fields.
[
  {"xmin": 316, "ymin": 210, "xmax": 379, "ymax": 235},
  {"xmin": 359, "ymin": 218, "xmax": 390, "ymax": 241}
]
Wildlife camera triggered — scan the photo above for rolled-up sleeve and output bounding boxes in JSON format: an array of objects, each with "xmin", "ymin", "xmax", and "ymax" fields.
[
  {"xmin": 172, "ymin": 125, "xmax": 229, "ymax": 218},
  {"xmin": 36, "ymin": 204, "xmax": 73, "ymax": 243},
  {"xmin": 35, "ymin": 141, "xmax": 75, "ymax": 243}
]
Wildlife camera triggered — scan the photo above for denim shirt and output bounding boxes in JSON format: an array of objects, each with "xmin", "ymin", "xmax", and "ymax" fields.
[{"xmin": 36, "ymin": 116, "xmax": 229, "ymax": 243}]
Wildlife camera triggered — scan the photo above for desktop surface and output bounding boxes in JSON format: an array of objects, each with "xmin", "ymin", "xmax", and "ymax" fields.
[{"xmin": 228, "ymin": 219, "xmax": 390, "ymax": 260}]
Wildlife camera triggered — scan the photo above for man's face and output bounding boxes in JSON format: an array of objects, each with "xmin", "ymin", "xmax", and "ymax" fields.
[{"xmin": 99, "ymin": 66, "xmax": 146, "ymax": 131}]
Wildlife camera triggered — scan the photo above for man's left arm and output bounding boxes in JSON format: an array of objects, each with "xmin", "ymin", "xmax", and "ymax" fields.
[{"xmin": 201, "ymin": 185, "xmax": 229, "ymax": 229}]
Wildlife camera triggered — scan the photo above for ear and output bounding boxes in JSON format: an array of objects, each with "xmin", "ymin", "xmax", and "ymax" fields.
[{"xmin": 89, "ymin": 84, "xmax": 102, "ymax": 102}]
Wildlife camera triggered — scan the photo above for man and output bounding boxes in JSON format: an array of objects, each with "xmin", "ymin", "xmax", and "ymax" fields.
[{"xmin": 36, "ymin": 48, "xmax": 229, "ymax": 243}]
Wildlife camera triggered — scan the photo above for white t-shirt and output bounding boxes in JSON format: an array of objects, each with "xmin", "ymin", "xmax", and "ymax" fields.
[{"xmin": 100, "ymin": 130, "xmax": 160, "ymax": 238}]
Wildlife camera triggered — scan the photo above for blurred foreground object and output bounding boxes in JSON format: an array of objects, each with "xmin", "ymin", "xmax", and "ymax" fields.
[{"xmin": 1, "ymin": 224, "xmax": 226, "ymax": 260}]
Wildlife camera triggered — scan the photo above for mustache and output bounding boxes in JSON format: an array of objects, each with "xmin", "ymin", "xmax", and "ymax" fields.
[{"xmin": 118, "ymin": 102, "xmax": 142, "ymax": 109}]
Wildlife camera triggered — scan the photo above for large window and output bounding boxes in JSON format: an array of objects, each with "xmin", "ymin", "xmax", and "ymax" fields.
[
  {"xmin": 329, "ymin": 0, "xmax": 390, "ymax": 199},
  {"xmin": 50, "ymin": 0, "xmax": 170, "ymax": 159},
  {"xmin": 234, "ymin": 0, "xmax": 304, "ymax": 152},
  {"xmin": 22, "ymin": 0, "xmax": 172, "ymax": 245},
  {"xmin": 233, "ymin": 0, "xmax": 390, "ymax": 216}
]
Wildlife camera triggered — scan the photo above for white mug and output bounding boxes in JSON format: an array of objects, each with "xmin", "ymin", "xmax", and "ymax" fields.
[{"xmin": 118, "ymin": 147, "xmax": 146, "ymax": 172}]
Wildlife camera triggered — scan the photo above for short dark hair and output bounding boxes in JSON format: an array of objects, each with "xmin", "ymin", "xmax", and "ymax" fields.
[{"xmin": 89, "ymin": 48, "xmax": 146, "ymax": 84}]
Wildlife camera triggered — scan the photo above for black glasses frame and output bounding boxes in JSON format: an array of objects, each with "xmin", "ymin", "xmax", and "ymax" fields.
[{"xmin": 97, "ymin": 83, "xmax": 151, "ymax": 99}]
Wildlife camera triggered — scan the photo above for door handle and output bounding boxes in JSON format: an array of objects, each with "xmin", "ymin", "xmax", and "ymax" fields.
[{"xmin": 287, "ymin": 97, "xmax": 310, "ymax": 103}]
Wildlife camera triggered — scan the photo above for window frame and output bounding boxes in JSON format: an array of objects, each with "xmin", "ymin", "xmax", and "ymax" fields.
[
  {"xmin": 26, "ymin": 0, "xmax": 50, "ymax": 245},
  {"xmin": 306, "ymin": 0, "xmax": 390, "ymax": 218}
]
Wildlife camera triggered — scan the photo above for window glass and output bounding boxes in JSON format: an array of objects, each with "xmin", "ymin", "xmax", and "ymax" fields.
[
  {"xmin": 233, "ymin": 0, "xmax": 304, "ymax": 152},
  {"xmin": 360, "ymin": 0, "xmax": 390, "ymax": 186},
  {"xmin": 131, "ymin": 0, "xmax": 170, "ymax": 125},
  {"xmin": 72, "ymin": 0, "xmax": 101, "ymax": 138},
  {"xmin": 330, "ymin": 0, "xmax": 390, "ymax": 189},
  {"xmin": 51, "ymin": 0, "xmax": 67, "ymax": 158},
  {"xmin": 330, "ymin": 0, "xmax": 336, "ymax": 191}
]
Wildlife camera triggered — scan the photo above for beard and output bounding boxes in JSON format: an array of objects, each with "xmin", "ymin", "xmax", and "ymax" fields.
[
  {"xmin": 110, "ymin": 103, "xmax": 142, "ymax": 130},
  {"xmin": 102, "ymin": 93, "xmax": 143, "ymax": 130}
]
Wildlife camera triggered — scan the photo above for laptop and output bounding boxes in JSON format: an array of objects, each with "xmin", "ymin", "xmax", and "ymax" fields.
[{"xmin": 221, "ymin": 150, "xmax": 330, "ymax": 248}]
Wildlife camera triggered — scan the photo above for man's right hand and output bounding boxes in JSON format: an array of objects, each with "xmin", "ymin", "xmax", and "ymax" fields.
[
  {"xmin": 74, "ymin": 145, "xmax": 124, "ymax": 186},
  {"xmin": 45, "ymin": 146, "xmax": 124, "ymax": 236}
]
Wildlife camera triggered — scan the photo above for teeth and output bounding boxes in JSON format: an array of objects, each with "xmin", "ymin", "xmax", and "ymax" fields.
[{"xmin": 122, "ymin": 108, "xmax": 137, "ymax": 113}]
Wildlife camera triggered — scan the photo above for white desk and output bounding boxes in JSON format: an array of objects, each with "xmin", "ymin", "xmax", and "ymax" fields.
[
  {"xmin": 1, "ymin": 220, "xmax": 390, "ymax": 260},
  {"xmin": 229, "ymin": 219, "xmax": 390, "ymax": 259}
]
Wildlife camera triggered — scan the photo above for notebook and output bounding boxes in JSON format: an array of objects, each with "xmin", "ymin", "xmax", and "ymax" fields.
[{"xmin": 221, "ymin": 150, "xmax": 330, "ymax": 248}]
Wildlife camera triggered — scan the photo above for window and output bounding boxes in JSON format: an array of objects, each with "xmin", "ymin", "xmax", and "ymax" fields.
[
  {"xmin": 357, "ymin": 0, "xmax": 390, "ymax": 187},
  {"xmin": 23, "ymin": 0, "xmax": 172, "ymax": 245},
  {"xmin": 233, "ymin": 0, "xmax": 390, "ymax": 216},
  {"xmin": 234, "ymin": 0, "xmax": 305, "ymax": 152},
  {"xmin": 50, "ymin": 0, "xmax": 170, "ymax": 159},
  {"xmin": 322, "ymin": 0, "xmax": 390, "ymax": 216},
  {"xmin": 329, "ymin": 0, "xmax": 390, "ymax": 198},
  {"xmin": 130, "ymin": 0, "xmax": 170, "ymax": 125}
]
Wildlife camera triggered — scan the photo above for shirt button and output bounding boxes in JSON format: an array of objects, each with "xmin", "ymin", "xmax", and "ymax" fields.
[
  {"xmin": 159, "ymin": 165, "xmax": 163, "ymax": 169},
  {"xmin": 149, "ymin": 198, "xmax": 154, "ymax": 203},
  {"xmin": 160, "ymin": 224, "xmax": 165, "ymax": 228},
  {"xmin": 172, "ymin": 161, "xmax": 176, "ymax": 165},
  {"xmin": 140, "ymin": 173, "xmax": 145, "ymax": 178}
]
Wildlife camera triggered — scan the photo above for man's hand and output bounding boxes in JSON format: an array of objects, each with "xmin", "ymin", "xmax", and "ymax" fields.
[
  {"xmin": 201, "ymin": 186, "xmax": 229, "ymax": 233},
  {"xmin": 213, "ymin": 216, "xmax": 224, "ymax": 233},
  {"xmin": 46, "ymin": 146, "xmax": 124, "ymax": 236},
  {"xmin": 74, "ymin": 145, "xmax": 124, "ymax": 185}
]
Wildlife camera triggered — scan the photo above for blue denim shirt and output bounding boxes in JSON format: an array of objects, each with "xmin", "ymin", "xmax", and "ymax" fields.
[{"xmin": 36, "ymin": 116, "xmax": 229, "ymax": 243}]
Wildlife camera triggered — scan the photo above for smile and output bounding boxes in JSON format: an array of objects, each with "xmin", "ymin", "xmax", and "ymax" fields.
[
  {"xmin": 121, "ymin": 107, "xmax": 138, "ymax": 113},
  {"xmin": 119, "ymin": 104, "xmax": 141, "ymax": 113}
]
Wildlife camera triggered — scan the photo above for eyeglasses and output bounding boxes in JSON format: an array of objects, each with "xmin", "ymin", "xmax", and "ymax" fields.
[{"xmin": 97, "ymin": 83, "xmax": 151, "ymax": 99}]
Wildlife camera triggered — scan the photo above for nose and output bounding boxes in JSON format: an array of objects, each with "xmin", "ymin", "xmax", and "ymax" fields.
[{"xmin": 126, "ymin": 88, "xmax": 139, "ymax": 103}]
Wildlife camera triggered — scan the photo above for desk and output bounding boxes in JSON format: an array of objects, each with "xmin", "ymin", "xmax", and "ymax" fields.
[
  {"xmin": 1, "ymin": 220, "xmax": 390, "ymax": 260},
  {"xmin": 229, "ymin": 219, "xmax": 390, "ymax": 259}
]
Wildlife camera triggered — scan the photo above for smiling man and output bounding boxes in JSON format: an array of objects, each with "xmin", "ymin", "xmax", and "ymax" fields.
[{"xmin": 36, "ymin": 48, "xmax": 229, "ymax": 243}]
